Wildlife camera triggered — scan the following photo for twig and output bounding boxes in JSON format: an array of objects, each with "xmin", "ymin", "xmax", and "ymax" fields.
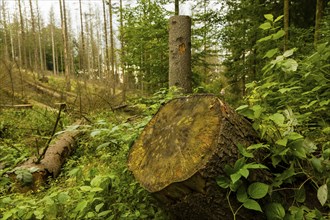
[{"xmin": 35, "ymin": 103, "xmax": 65, "ymax": 164}]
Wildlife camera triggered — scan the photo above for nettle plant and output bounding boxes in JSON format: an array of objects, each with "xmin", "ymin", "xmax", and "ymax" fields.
[{"xmin": 218, "ymin": 14, "xmax": 330, "ymax": 219}]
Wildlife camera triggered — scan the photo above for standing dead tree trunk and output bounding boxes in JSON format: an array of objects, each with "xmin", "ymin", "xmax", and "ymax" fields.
[
  {"xmin": 169, "ymin": 16, "xmax": 192, "ymax": 93},
  {"xmin": 128, "ymin": 94, "xmax": 269, "ymax": 219}
]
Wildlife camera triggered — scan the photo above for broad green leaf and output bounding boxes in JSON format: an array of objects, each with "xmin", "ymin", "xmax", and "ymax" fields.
[
  {"xmin": 57, "ymin": 192, "xmax": 70, "ymax": 204},
  {"xmin": 244, "ymin": 163, "xmax": 268, "ymax": 170},
  {"xmin": 274, "ymin": 15, "xmax": 284, "ymax": 23},
  {"xmin": 247, "ymin": 143, "xmax": 269, "ymax": 150},
  {"xmin": 259, "ymin": 22, "xmax": 272, "ymax": 30},
  {"xmin": 310, "ymin": 157, "xmax": 323, "ymax": 173},
  {"xmin": 273, "ymin": 30, "xmax": 285, "ymax": 40},
  {"xmin": 278, "ymin": 86, "xmax": 300, "ymax": 94},
  {"xmin": 234, "ymin": 158, "xmax": 246, "ymax": 171},
  {"xmin": 257, "ymin": 35, "xmax": 272, "ymax": 43},
  {"xmin": 236, "ymin": 105, "xmax": 249, "ymax": 111},
  {"xmin": 247, "ymin": 182, "xmax": 269, "ymax": 199},
  {"xmin": 2, "ymin": 211, "xmax": 13, "ymax": 220},
  {"xmin": 264, "ymin": 14, "xmax": 274, "ymax": 22},
  {"xmin": 264, "ymin": 48, "xmax": 279, "ymax": 58},
  {"xmin": 294, "ymin": 187, "xmax": 306, "ymax": 203},
  {"xmin": 269, "ymin": 113, "xmax": 285, "ymax": 126},
  {"xmin": 86, "ymin": 212, "xmax": 95, "ymax": 218},
  {"xmin": 91, "ymin": 175, "xmax": 103, "ymax": 187},
  {"xmin": 283, "ymin": 48, "xmax": 296, "ymax": 57},
  {"xmin": 74, "ymin": 200, "xmax": 88, "ymax": 213},
  {"xmin": 95, "ymin": 203, "xmax": 104, "ymax": 213},
  {"xmin": 276, "ymin": 138, "xmax": 288, "ymax": 146},
  {"xmin": 252, "ymin": 105, "xmax": 263, "ymax": 119},
  {"xmin": 300, "ymin": 100, "xmax": 318, "ymax": 109},
  {"xmin": 281, "ymin": 58, "xmax": 298, "ymax": 72},
  {"xmin": 317, "ymin": 184, "xmax": 328, "ymax": 206},
  {"xmin": 237, "ymin": 186, "xmax": 248, "ymax": 203},
  {"xmin": 265, "ymin": 203, "xmax": 285, "ymax": 220},
  {"xmin": 239, "ymin": 168, "xmax": 249, "ymax": 179},
  {"xmin": 237, "ymin": 144, "xmax": 253, "ymax": 158},
  {"xmin": 216, "ymin": 176, "xmax": 230, "ymax": 189},
  {"xmin": 80, "ymin": 186, "xmax": 92, "ymax": 192},
  {"xmin": 98, "ymin": 210, "xmax": 112, "ymax": 217},
  {"xmin": 287, "ymin": 132, "xmax": 303, "ymax": 140},
  {"xmin": 243, "ymin": 199, "xmax": 262, "ymax": 212},
  {"xmin": 230, "ymin": 173, "xmax": 242, "ymax": 184}
]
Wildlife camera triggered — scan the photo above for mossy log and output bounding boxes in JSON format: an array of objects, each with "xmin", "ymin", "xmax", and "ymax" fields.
[
  {"xmin": 7, "ymin": 120, "xmax": 84, "ymax": 192},
  {"xmin": 128, "ymin": 94, "xmax": 270, "ymax": 220}
]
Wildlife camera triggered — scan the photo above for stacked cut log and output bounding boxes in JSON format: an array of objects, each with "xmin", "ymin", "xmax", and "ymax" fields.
[{"xmin": 128, "ymin": 94, "xmax": 270, "ymax": 220}]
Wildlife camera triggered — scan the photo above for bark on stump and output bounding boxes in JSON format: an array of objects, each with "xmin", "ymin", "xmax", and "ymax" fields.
[
  {"xmin": 7, "ymin": 120, "xmax": 84, "ymax": 192},
  {"xmin": 128, "ymin": 94, "xmax": 269, "ymax": 220}
]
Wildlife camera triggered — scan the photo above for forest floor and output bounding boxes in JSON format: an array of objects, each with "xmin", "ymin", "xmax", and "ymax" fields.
[{"xmin": 0, "ymin": 68, "xmax": 170, "ymax": 219}]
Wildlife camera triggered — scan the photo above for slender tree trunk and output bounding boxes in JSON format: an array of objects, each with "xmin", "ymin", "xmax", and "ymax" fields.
[
  {"xmin": 79, "ymin": 0, "xmax": 86, "ymax": 77},
  {"xmin": 283, "ymin": 0, "xmax": 289, "ymax": 51},
  {"xmin": 1, "ymin": 0, "xmax": 9, "ymax": 60},
  {"xmin": 119, "ymin": 0, "xmax": 126, "ymax": 102},
  {"xmin": 169, "ymin": 16, "xmax": 192, "ymax": 93},
  {"xmin": 175, "ymin": 0, "xmax": 179, "ymax": 15},
  {"xmin": 29, "ymin": 0, "xmax": 39, "ymax": 76},
  {"xmin": 314, "ymin": 0, "xmax": 324, "ymax": 47},
  {"xmin": 59, "ymin": 0, "xmax": 71, "ymax": 92},
  {"xmin": 108, "ymin": 0, "xmax": 116, "ymax": 95},
  {"xmin": 17, "ymin": 0, "xmax": 27, "ymax": 68},
  {"xmin": 102, "ymin": 0, "xmax": 110, "ymax": 81},
  {"xmin": 36, "ymin": 2, "xmax": 44, "ymax": 73}
]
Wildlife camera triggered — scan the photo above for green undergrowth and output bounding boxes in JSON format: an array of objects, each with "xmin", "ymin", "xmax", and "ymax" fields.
[{"xmin": 0, "ymin": 91, "xmax": 175, "ymax": 219}]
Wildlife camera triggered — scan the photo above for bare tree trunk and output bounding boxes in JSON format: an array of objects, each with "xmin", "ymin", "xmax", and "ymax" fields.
[
  {"xmin": 108, "ymin": 0, "xmax": 116, "ymax": 95},
  {"xmin": 1, "ymin": 0, "xmax": 9, "ymax": 60},
  {"xmin": 29, "ymin": 0, "xmax": 39, "ymax": 76},
  {"xmin": 59, "ymin": 0, "xmax": 71, "ymax": 92},
  {"xmin": 119, "ymin": 0, "xmax": 126, "ymax": 102},
  {"xmin": 102, "ymin": 0, "xmax": 110, "ymax": 81},
  {"xmin": 36, "ymin": 1, "xmax": 44, "ymax": 73},
  {"xmin": 314, "ymin": 0, "xmax": 324, "ymax": 47},
  {"xmin": 17, "ymin": 0, "xmax": 27, "ymax": 68},
  {"xmin": 283, "ymin": 0, "xmax": 289, "ymax": 51},
  {"xmin": 175, "ymin": 0, "xmax": 179, "ymax": 15},
  {"xmin": 79, "ymin": 0, "xmax": 86, "ymax": 77},
  {"xmin": 169, "ymin": 16, "xmax": 192, "ymax": 93}
]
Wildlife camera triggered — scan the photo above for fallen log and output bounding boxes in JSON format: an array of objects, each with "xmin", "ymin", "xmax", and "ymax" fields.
[
  {"xmin": 0, "ymin": 104, "xmax": 33, "ymax": 109},
  {"xmin": 7, "ymin": 120, "xmax": 84, "ymax": 192},
  {"xmin": 128, "ymin": 94, "xmax": 270, "ymax": 220}
]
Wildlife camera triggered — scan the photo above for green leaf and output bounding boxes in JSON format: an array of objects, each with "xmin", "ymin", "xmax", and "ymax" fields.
[
  {"xmin": 287, "ymin": 132, "xmax": 303, "ymax": 140},
  {"xmin": 247, "ymin": 143, "xmax": 269, "ymax": 150},
  {"xmin": 269, "ymin": 113, "xmax": 285, "ymax": 126},
  {"xmin": 310, "ymin": 157, "xmax": 323, "ymax": 173},
  {"xmin": 257, "ymin": 35, "xmax": 272, "ymax": 43},
  {"xmin": 265, "ymin": 203, "xmax": 285, "ymax": 220},
  {"xmin": 276, "ymin": 138, "xmax": 288, "ymax": 146},
  {"xmin": 95, "ymin": 203, "xmax": 104, "ymax": 213},
  {"xmin": 264, "ymin": 48, "xmax": 279, "ymax": 58},
  {"xmin": 244, "ymin": 163, "xmax": 268, "ymax": 170},
  {"xmin": 237, "ymin": 144, "xmax": 253, "ymax": 158},
  {"xmin": 273, "ymin": 30, "xmax": 285, "ymax": 40},
  {"xmin": 274, "ymin": 15, "xmax": 284, "ymax": 23},
  {"xmin": 80, "ymin": 186, "xmax": 92, "ymax": 192},
  {"xmin": 74, "ymin": 200, "xmax": 88, "ymax": 213},
  {"xmin": 294, "ymin": 187, "xmax": 306, "ymax": 203},
  {"xmin": 252, "ymin": 105, "xmax": 263, "ymax": 119},
  {"xmin": 317, "ymin": 184, "xmax": 328, "ymax": 206},
  {"xmin": 237, "ymin": 186, "xmax": 248, "ymax": 203},
  {"xmin": 283, "ymin": 49, "xmax": 296, "ymax": 57},
  {"xmin": 98, "ymin": 210, "xmax": 112, "ymax": 217},
  {"xmin": 259, "ymin": 22, "xmax": 272, "ymax": 30},
  {"xmin": 234, "ymin": 158, "xmax": 246, "ymax": 171},
  {"xmin": 264, "ymin": 14, "xmax": 274, "ymax": 22},
  {"xmin": 57, "ymin": 192, "xmax": 70, "ymax": 204},
  {"xmin": 230, "ymin": 173, "xmax": 242, "ymax": 184},
  {"xmin": 239, "ymin": 168, "xmax": 249, "ymax": 179},
  {"xmin": 216, "ymin": 176, "xmax": 230, "ymax": 188},
  {"xmin": 281, "ymin": 58, "xmax": 298, "ymax": 72},
  {"xmin": 247, "ymin": 182, "xmax": 269, "ymax": 199},
  {"xmin": 243, "ymin": 199, "xmax": 262, "ymax": 212}
]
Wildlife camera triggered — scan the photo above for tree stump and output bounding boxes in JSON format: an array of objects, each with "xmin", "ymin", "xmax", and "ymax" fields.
[{"xmin": 128, "ymin": 94, "xmax": 269, "ymax": 219}]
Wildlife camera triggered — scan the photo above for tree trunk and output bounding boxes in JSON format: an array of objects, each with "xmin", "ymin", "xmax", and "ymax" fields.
[
  {"xmin": 169, "ymin": 16, "xmax": 192, "ymax": 93},
  {"xmin": 314, "ymin": 0, "xmax": 324, "ymax": 47},
  {"xmin": 8, "ymin": 120, "xmax": 84, "ymax": 193},
  {"xmin": 108, "ymin": 0, "xmax": 116, "ymax": 95},
  {"xmin": 283, "ymin": 0, "xmax": 289, "ymax": 51},
  {"xmin": 128, "ymin": 94, "xmax": 268, "ymax": 219},
  {"xmin": 175, "ymin": 0, "xmax": 179, "ymax": 15}
]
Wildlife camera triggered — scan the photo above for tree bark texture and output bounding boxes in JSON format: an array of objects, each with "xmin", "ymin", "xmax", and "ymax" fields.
[
  {"xmin": 7, "ymin": 120, "xmax": 84, "ymax": 192},
  {"xmin": 128, "ymin": 94, "xmax": 269, "ymax": 219},
  {"xmin": 314, "ymin": 0, "xmax": 324, "ymax": 47},
  {"xmin": 169, "ymin": 16, "xmax": 192, "ymax": 93},
  {"xmin": 283, "ymin": 0, "xmax": 289, "ymax": 51}
]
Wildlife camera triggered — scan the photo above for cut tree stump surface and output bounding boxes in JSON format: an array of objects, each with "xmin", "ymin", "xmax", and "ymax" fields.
[{"xmin": 128, "ymin": 94, "xmax": 268, "ymax": 219}]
